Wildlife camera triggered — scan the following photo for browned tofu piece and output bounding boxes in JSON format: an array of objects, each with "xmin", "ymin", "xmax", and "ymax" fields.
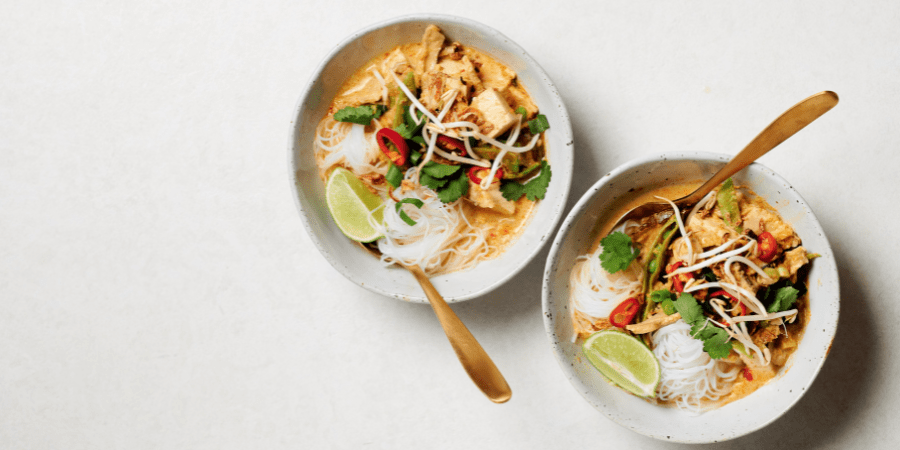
[
  {"xmin": 333, "ymin": 72, "xmax": 383, "ymax": 108},
  {"xmin": 438, "ymin": 56, "xmax": 483, "ymax": 95},
  {"xmin": 503, "ymin": 84, "xmax": 538, "ymax": 119},
  {"xmin": 469, "ymin": 88, "xmax": 517, "ymax": 138},
  {"xmin": 462, "ymin": 47, "xmax": 516, "ymax": 91}
]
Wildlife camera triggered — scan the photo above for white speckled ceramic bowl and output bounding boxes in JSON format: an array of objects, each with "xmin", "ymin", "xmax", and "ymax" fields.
[
  {"xmin": 542, "ymin": 152, "xmax": 839, "ymax": 443},
  {"xmin": 289, "ymin": 15, "xmax": 573, "ymax": 303}
]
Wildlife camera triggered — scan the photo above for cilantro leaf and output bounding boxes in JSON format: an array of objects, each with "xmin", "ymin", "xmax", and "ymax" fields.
[
  {"xmin": 598, "ymin": 231, "xmax": 640, "ymax": 273},
  {"xmin": 386, "ymin": 163, "xmax": 403, "ymax": 188},
  {"xmin": 419, "ymin": 172, "xmax": 449, "ymax": 190},
  {"xmin": 527, "ymin": 114, "xmax": 550, "ymax": 134},
  {"xmin": 436, "ymin": 171, "xmax": 469, "ymax": 203},
  {"xmin": 500, "ymin": 161, "xmax": 552, "ymax": 201},
  {"xmin": 515, "ymin": 106, "xmax": 527, "ymax": 116},
  {"xmin": 677, "ymin": 293, "xmax": 733, "ymax": 359},
  {"xmin": 395, "ymin": 198, "xmax": 424, "ymax": 226},
  {"xmin": 333, "ymin": 105, "xmax": 386, "ymax": 125},
  {"xmin": 766, "ymin": 286, "xmax": 799, "ymax": 313},
  {"xmin": 416, "ymin": 162, "xmax": 467, "ymax": 204},
  {"xmin": 421, "ymin": 161, "xmax": 460, "ymax": 178},
  {"xmin": 701, "ymin": 327, "xmax": 733, "ymax": 359},
  {"xmin": 674, "ymin": 293, "xmax": 705, "ymax": 325}
]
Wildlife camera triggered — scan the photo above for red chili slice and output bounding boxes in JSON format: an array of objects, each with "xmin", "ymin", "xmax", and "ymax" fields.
[
  {"xmin": 756, "ymin": 231, "xmax": 778, "ymax": 262},
  {"xmin": 436, "ymin": 135, "xmax": 466, "ymax": 156},
  {"xmin": 709, "ymin": 289, "xmax": 748, "ymax": 316},
  {"xmin": 742, "ymin": 367, "xmax": 753, "ymax": 381},
  {"xmin": 666, "ymin": 261, "xmax": 694, "ymax": 293},
  {"xmin": 609, "ymin": 297, "xmax": 641, "ymax": 328},
  {"xmin": 376, "ymin": 128, "xmax": 409, "ymax": 166},
  {"xmin": 467, "ymin": 166, "xmax": 503, "ymax": 184}
]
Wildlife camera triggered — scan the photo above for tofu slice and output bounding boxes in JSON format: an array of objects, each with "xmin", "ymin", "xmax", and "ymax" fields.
[
  {"xmin": 503, "ymin": 85, "xmax": 538, "ymax": 119},
  {"xmin": 469, "ymin": 88, "xmax": 518, "ymax": 138},
  {"xmin": 462, "ymin": 47, "xmax": 516, "ymax": 91},
  {"xmin": 334, "ymin": 72, "xmax": 383, "ymax": 108}
]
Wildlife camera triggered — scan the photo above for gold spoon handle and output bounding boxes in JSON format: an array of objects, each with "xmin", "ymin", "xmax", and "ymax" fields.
[
  {"xmin": 681, "ymin": 91, "xmax": 840, "ymax": 206},
  {"xmin": 407, "ymin": 265, "xmax": 512, "ymax": 403}
]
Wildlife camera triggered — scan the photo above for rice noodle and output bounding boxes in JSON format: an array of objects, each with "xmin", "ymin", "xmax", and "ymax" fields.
[
  {"xmin": 569, "ymin": 225, "xmax": 643, "ymax": 319},
  {"xmin": 315, "ymin": 119, "xmax": 385, "ymax": 175},
  {"xmin": 374, "ymin": 177, "xmax": 494, "ymax": 276},
  {"xmin": 652, "ymin": 320, "xmax": 740, "ymax": 415}
]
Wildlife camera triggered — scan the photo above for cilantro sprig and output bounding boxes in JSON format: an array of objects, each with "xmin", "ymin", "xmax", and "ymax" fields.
[
  {"xmin": 598, "ymin": 231, "xmax": 640, "ymax": 273},
  {"xmin": 527, "ymin": 114, "xmax": 550, "ymax": 134},
  {"xmin": 758, "ymin": 278, "xmax": 806, "ymax": 313},
  {"xmin": 333, "ymin": 104, "xmax": 386, "ymax": 125},
  {"xmin": 419, "ymin": 162, "xmax": 469, "ymax": 203},
  {"xmin": 500, "ymin": 160, "xmax": 552, "ymax": 201},
  {"xmin": 672, "ymin": 293, "xmax": 733, "ymax": 359}
]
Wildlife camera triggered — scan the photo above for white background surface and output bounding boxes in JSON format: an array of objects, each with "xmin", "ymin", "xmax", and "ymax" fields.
[{"xmin": 2, "ymin": 1, "xmax": 897, "ymax": 449}]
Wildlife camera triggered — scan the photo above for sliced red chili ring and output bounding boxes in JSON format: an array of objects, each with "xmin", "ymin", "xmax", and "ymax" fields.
[
  {"xmin": 666, "ymin": 261, "xmax": 694, "ymax": 293},
  {"xmin": 467, "ymin": 166, "xmax": 503, "ymax": 184},
  {"xmin": 609, "ymin": 297, "xmax": 641, "ymax": 328},
  {"xmin": 376, "ymin": 128, "xmax": 409, "ymax": 166},
  {"xmin": 756, "ymin": 231, "xmax": 778, "ymax": 262},
  {"xmin": 436, "ymin": 135, "xmax": 466, "ymax": 156}
]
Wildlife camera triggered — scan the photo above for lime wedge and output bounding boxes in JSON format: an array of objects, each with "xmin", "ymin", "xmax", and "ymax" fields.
[
  {"xmin": 582, "ymin": 330, "xmax": 660, "ymax": 398},
  {"xmin": 325, "ymin": 168, "xmax": 385, "ymax": 242}
]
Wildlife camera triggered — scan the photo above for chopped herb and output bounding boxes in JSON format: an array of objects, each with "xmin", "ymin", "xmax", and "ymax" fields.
[
  {"xmin": 527, "ymin": 114, "xmax": 550, "ymax": 134},
  {"xmin": 421, "ymin": 161, "xmax": 460, "ymax": 178},
  {"xmin": 333, "ymin": 104, "xmax": 386, "ymax": 125},
  {"xmin": 515, "ymin": 106, "xmax": 527, "ymax": 117},
  {"xmin": 436, "ymin": 172, "xmax": 469, "ymax": 203},
  {"xmin": 766, "ymin": 286, "xmax": 800, "ymax": 313},
  {"xmin": 759, "ymin": 279, "xmax": 806, "ymax": 312},
  {"xmin": 418, "ymin": 161, "xmax": 468, "ymax": 203},
  {"xmin": 674, "ymin": 293, "xmax": 733, "ymax": 359},
  {"xmin": 410, "ymin": 136, "xmax": 426, "ymax": 147},
  {"xmin": 598, "ymin": 231, "xmax": 640, "ymax": 273},
  {"xmin": 386, "ymin": 163, "xmax": 403, "ymax": 188},
  {"xmin": 500, "ymin": 160, "xmax": 552, "ymax": 201},
  {"xmin": 395, "ymin": 198, "xmax": 424, "ymax": 226}
]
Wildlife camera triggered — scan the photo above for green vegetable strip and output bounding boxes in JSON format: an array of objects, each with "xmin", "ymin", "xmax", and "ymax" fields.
[
  {"xmin": 641, "ymin": 216, "xmax": 678, "ymax": 320},
  {"xmin": 716, "ymin": 178, "xmax": 742, "ymax": 233}
]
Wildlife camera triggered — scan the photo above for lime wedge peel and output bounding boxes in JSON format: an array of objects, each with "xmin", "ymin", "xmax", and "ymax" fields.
[
  {"xmin": 325, "ymin": 168, "xmax": 385, "ymax": 243},
  {"xmin": 582, "ymin": 330, "xmax": 661, "ymax": 398}
]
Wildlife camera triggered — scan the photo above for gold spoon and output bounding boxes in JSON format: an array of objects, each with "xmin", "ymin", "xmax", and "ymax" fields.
[
  {"xmin": 405, "ymin": 264, "xmax": 512, "ymax": 403},
  {"xmin": 598, "ymin": 90, "xmax": 839, "ymax": 239}
]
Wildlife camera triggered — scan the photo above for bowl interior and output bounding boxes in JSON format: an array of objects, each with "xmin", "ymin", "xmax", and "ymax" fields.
[
  {"xmin": 291, "ymin": 15, "xmax": 573, "ymax": 302},
  {"xmin": 542, "ymin": 152, "xmax": 839, "ymax": 443}
]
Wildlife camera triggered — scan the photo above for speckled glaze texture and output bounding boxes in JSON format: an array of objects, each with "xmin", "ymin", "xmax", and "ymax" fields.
[
  {"xmin": 289, "ymin": 14, "xmax": 573, "ymax": 303},
  {"xmin": 542, "ymin": 152, "xmax": 840, "ymax": 443}
]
